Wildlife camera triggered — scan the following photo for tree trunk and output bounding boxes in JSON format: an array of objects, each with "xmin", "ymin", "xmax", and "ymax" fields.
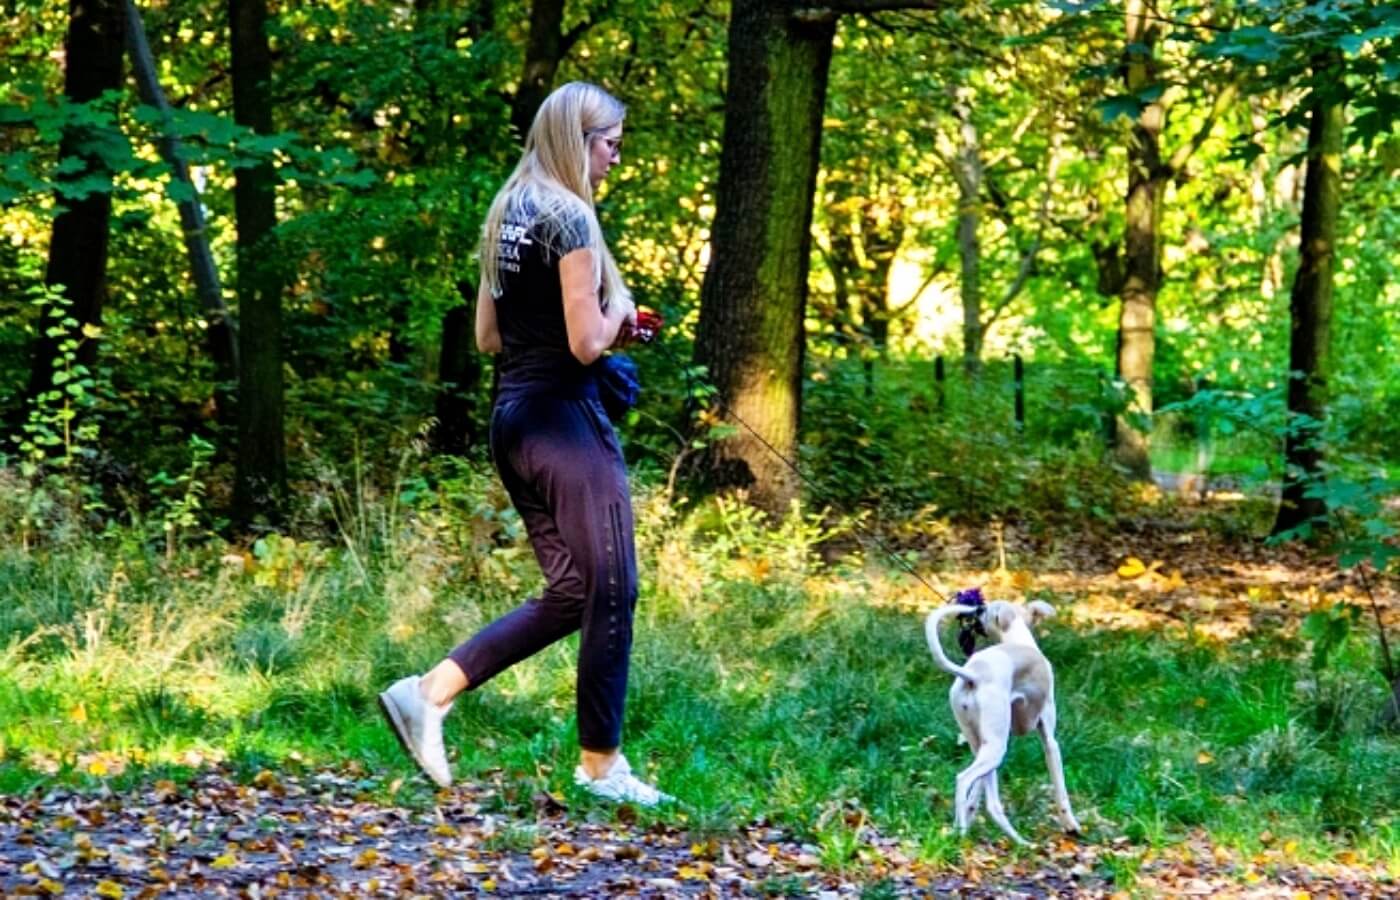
[
  {"xmin": 1114, "ymin": 0, "xmax": 1164, "ymax": 480},
  {"xmin": 229, "ymin": 0, "xmax": 285, "ymax": 524},
  {"xmin": 125, "ymin": 0, "xmax": 239, "ymax": 424},
  {"xmin": 694, "ymin": 0, "xmax": 837, "ymax": 513},
  {"xmin": 511, "ymin": 0, "xmax": 569, "ymax": 140},
  {"xmin": 1272, "ymin": 58, "xmax": 1341, "ymax": 537},
  {"xmin": 432, "ymin": 281, "xmax": 485, "ymax": 455},
  {"xmin": 26, "ymin": 0, "xmax": 125, "ymax": 407},
  {"xmin": 951, "ymin": 89, "xmax": 983, "ymax": 375}
]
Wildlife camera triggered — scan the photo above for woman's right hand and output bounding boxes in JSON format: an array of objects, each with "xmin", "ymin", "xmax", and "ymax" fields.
[{"xmin": 612, "ymin": 296, "xmax": 638, "ymax": 347}]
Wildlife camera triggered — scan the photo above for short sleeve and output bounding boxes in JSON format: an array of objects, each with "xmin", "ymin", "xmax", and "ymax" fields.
[{"xmin": 555, "ymin": 208, "xmax": 591, "ymax": 256}]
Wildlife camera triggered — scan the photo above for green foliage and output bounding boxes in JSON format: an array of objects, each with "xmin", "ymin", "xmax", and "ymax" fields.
[
  {"xmin": 0, "ymin": 475, "xmax": 1397, "ymax": 865},
  {"xmin": 1302, "ymin": 602, "xmax": 1363, "ymax": 673},
  {"xmin": 801, "ymin": 355, "xmax": 1130, "ymax": 528},
  {"xmin": 4, "ymin": 284, "xmax": 107, "ymax": 548}
]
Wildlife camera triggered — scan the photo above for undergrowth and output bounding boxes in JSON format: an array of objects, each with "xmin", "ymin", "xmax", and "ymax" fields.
[{"xmin": 0, "ymin": 457, "xmax": 1396, "ymax": 874}]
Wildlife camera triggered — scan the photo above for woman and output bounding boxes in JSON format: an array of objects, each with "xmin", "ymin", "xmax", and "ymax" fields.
[{"xmin": 378, "ymin": 82, "xmax": 669, "ymax": 806}]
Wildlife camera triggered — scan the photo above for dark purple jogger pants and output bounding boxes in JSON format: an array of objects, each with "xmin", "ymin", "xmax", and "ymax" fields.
[{"xmin": 448, "ymin": 385, "xmax": 638, "ymax": 751}]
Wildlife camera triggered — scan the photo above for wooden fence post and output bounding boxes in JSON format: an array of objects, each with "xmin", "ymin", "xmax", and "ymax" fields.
[
  {"xmin": 1013, "ymin": 353, "xmax": 1025, "ymax": 432},
  {"xmin": 935, "ymin": 355, "xmax": 946, "ymax": 414}
]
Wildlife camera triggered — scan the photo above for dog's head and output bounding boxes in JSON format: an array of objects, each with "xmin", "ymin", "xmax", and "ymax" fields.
[{"xmin": 980, "ymin": 599, "xmax": 1056, "ymax": 641}]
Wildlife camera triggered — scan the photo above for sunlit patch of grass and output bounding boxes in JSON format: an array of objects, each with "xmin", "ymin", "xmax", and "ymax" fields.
[{"xmin": 1, "ymin": 474, "xmax": 1398, "ymax": 874}]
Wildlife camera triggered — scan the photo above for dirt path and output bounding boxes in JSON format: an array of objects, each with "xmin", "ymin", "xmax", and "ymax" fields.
[{"xmin": 2, "ymin": 768, "xmax": 1392, "ymax": 897}]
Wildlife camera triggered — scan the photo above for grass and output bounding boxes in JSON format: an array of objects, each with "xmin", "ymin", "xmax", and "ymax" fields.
[{"xmin": 1, "ymin": 465, "xmax": 1398, "ymax": 878}]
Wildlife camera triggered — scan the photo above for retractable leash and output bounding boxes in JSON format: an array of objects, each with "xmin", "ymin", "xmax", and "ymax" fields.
[{"xmin": 625, "ymin": 306, "xmax": 988, "ymax": 654}]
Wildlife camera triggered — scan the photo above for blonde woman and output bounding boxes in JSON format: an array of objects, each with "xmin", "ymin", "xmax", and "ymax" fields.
[{"xmin": 378, "ymin": 82, "xmax": 670, "ymax": 806}]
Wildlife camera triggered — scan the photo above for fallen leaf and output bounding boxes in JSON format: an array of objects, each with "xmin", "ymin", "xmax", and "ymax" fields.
[{"xmin": 1117, "ymin": 557, "xmax": 1147, "ymax": 578}]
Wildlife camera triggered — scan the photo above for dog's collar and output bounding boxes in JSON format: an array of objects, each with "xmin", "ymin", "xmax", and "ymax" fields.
[{"xmin": 954, "ymin": 588, "xmax": 987, "ymax": 659}]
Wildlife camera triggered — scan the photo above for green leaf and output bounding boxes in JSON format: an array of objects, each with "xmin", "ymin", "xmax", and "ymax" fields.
[
  {"xmin": 166, "ymin": 179, "xmax": 197, "ymax": 204},
  {"xmin": 1097, "ymin": 94, "xmax": 1143, "ymax": 124}
]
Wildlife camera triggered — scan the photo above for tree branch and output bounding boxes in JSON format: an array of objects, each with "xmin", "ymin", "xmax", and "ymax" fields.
[
  {"xmin": 982, "ymin": 135, "xmax": 1062, "ymax": 333},
  {"xmin": 1167, "ymin": 80, "xmax": 1240, "ymax": 175},
  {"xmin": 798, "ymin": 0, "xmax": 944, "ymax": 20}
]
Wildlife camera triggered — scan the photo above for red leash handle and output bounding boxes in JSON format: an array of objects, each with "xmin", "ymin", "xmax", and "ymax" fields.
[{"xmin": 625, "ymin": 308, "xmax": 664, "ymax": 344}]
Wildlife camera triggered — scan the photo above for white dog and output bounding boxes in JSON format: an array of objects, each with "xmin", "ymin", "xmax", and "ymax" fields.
[{"xmin": 925, "ymin": 598, "xmax": 1080, "ymax": 845}]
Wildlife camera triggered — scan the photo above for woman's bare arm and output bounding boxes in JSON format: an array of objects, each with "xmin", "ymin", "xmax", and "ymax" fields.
[
  {"xmin": 475, "ymin": 280, "xmax": 502, "ymax": 353},
  {"xmin": 561, "ymin": 249, "xmax": 634, "ymax": 365}
]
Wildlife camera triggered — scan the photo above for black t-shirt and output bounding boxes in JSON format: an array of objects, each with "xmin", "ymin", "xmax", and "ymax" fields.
[{"xmin": 493, "ymin": 200, "xmax": 593, "ymax": 396}]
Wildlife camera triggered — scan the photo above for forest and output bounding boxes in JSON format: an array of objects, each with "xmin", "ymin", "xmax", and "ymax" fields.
[{"xmin": 1, "ymin": 0, "xmax": 1398, "ymax": 895}]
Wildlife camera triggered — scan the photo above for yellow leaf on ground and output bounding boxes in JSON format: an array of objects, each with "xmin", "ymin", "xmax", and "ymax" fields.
[
  {"xmin": 38, "ymin": 879, "xmax": 64, "ymax": 896},
  {"xmin": 95, "ymin": 881, "xmax": 123, "ymax": 898},
  {"xmin": 353, "ymin": 849, "xmax": 380, "ymax": 868},
  {"xmin": 1197, "ymin": 750, "xmax": 1214, "ymax": 765},
  {"xmin": 1117, "ymin": 557, "xmax": 1147, "ymax": 578},
  {"xmin": 211, "ymin": 853, "xmax": 237, "ymax": 869}
]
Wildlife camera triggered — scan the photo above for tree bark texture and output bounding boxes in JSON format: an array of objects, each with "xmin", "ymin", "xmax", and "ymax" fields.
[
  {"xmin": 229, "ymin": 0, "xmax": 286, "ymax": 523},
  {"xmin": 1114, "ymin": 0, "xmax": 1165, "ymax": 480},
  {"xmin": 952, "ymin": 89, "xmax": 983, "ymax": 375},
  {"xmin": 433, "ymin": 281, "xmax": 485, "ymax": 455},
  {"xmin": 27, "ymin": 0, "xmax": 125, "ymax": 407},
  {"xmin": 1272, "ymin": 61, "xmax": 1341, "ymax": 537},
  {"xmin": 694, "ymin": 0, "xmax": 837, "ymax": 513},
  {"xmin": 125, "ymin": 0, "xmax": 239, "ymax": 421},
  {"xmin": 510, "ymin": 0, "xmax": 569, "ymax": 140}
]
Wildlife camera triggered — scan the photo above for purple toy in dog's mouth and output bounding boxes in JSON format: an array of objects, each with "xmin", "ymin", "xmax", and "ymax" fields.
[{"xmin": 954, "ymin": 587, "xmax": 986, "ymax": 658}]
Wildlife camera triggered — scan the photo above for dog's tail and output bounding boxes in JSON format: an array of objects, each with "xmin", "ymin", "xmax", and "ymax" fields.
[{"xmin": 925, "ymin": 605, "xmax": 979, "ymax": 685}]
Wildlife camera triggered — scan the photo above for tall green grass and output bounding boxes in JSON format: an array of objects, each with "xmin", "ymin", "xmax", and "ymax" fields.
[{"xmin": 1, "ymin": 463, "xmax": 1396, "ymax": 874}]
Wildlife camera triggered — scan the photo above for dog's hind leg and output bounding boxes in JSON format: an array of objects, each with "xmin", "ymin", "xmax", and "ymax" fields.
[
  {"xmin": 1036, "ymin": 702, "xmax": 1080, "ymax": 834},
  {"xmin": 982, "ymin": 771, "xmax": 1028, "ymax": 846},
  {"xmin": 954, "ymin": 737, "xmax": 1007, "ymax": 837}
]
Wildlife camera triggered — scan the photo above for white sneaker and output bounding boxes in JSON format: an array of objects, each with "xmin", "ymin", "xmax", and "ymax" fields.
[
  {"xmin": 378, "ymin": 675, "xmax": 453, "ymax": 787},
  {"xmin": 574, "ymin": 755, "xmax": 674, "ymax": 807}
]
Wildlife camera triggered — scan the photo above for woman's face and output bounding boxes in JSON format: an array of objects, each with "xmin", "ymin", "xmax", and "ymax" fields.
[{"xmin": 587, "ymin": 124, "xmax": 623, "ymax": 190}]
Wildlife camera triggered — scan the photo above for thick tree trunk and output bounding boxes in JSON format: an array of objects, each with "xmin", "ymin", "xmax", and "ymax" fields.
[
  {"xmin": 1114, "ymin": 0, "xmax": 1164, "ymax": 480},
  {"xmin": 125, "ymin": 0, "xmax": 238, "ymax": 423},
  {"xmin": 229, "ymin": 0, "xmax": 285, "ymax": 523},
  {"xmin": 27, "ymin": 0, "xmax": 125, "ymax": 407},
  {"xmin": 1272, "ymin": 60, "xmax": 1341, "ymax": 537},
  {"xmin": 510, "ymin": 0, "xmax": 568, "ymax": 140},
  {"xmin": 951, "ymin": 89, "xmax": 982, "ymax": 375},
  {"xmin": 694, "ymin": 0, "xmax": 836, "ymax": 513},
  {"xmin": 432, "ymin": 281, "xmax": 484, "ymax": 455}
]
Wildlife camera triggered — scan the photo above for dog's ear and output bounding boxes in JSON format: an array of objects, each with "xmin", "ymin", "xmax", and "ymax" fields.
[
  {"xmin": 989, "ymin": 602, "xmax": 1019, "ymax": 636},
  {"xmin": 1027, "ymin": 600, "xmax": 1056, "ymax": 627}
]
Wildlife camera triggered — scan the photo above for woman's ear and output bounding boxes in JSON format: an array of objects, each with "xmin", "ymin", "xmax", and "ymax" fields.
[{"xmin": 1027, "ymin": 600, "xmax": 1056, "ymax": 627}]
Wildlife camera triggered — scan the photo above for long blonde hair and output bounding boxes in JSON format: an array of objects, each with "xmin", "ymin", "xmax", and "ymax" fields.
[{"xmin": 480, "ymin": 82, "xmax": 629, "ymax": 310}]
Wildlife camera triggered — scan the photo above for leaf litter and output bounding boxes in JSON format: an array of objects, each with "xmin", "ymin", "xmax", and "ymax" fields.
[{"xmin": 1, "ymin": 765, "xmax": 1393, "ymax": 897}]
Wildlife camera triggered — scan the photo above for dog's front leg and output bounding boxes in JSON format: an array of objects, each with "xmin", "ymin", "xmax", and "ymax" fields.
[{"xmin": 1036, "ymin": 702, "xmax": 1081, "ymax": 834}]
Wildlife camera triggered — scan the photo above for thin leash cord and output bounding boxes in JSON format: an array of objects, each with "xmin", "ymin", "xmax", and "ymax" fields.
[{"xmin": 645, "ymin": 334, "xmax": 951, "ymax": 605}]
